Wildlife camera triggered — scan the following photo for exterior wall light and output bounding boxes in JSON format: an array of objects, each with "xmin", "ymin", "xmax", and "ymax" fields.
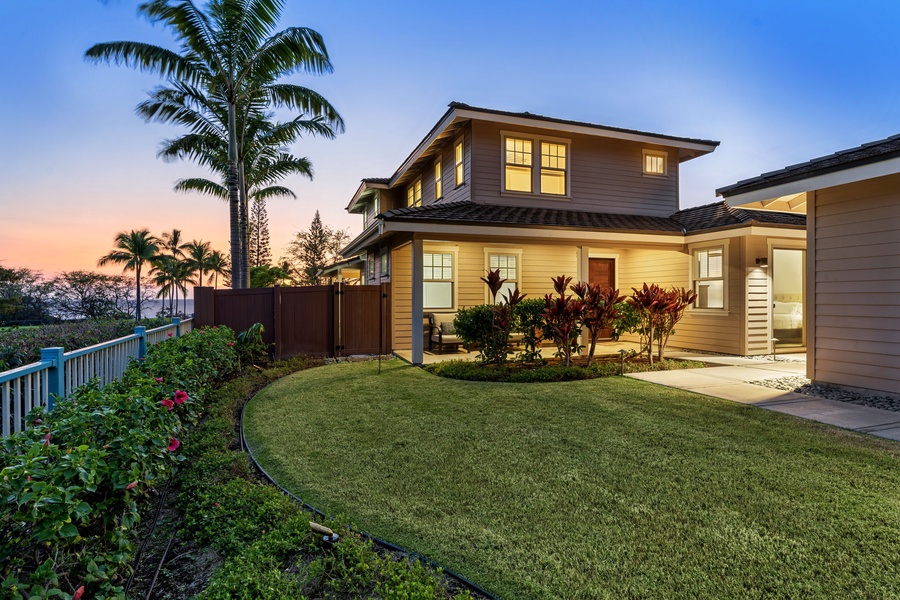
[{"xmin": 756, "ymin": 258, "xmax": 769, "ymax": 267}]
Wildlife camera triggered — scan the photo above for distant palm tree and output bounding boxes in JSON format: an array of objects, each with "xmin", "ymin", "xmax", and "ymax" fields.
[
  {"xmin": 150, "ymin": 255, "xmax": 177, "ymax": 317},
  {"xmin": 207, "ymin": 250, "xmax": 229, "ymax": 289},
  {"xmin": 86, "ymin": 0, "xmax": 344, "ymax": 288},
  {"xmin": 98, "ymin": 229, "xmax": 159, "ymax": 321},
  {"xmin": 184, "ymin": 240, "xmax": 214, "ymax": 285}
]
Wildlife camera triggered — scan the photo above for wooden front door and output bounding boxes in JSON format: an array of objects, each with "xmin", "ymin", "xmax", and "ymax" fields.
[{"xmin": 588, "ymin": 258, "xmax": 615, "ymax": 289}]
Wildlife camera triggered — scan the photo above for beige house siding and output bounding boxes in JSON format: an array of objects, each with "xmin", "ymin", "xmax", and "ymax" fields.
[
  {"xmin": 469, "ymin": 120, "xmax": 680, "ymax": 216},
  {"xmin": 812, "ymin": 174, "xmax": 900, "ymax": 394},
  {"xmin": 619, "ymin": 240, "xmax": 745, "ymax": 354},
  {"xmin": 744, "ymin": 236, "xmax": 771, "ymax": 355},
  {"xmin": 391, "ymin": 242, "xmax": 413, "ymax": 351}
]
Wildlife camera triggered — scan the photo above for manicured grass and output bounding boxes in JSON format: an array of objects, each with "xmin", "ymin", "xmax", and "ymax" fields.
[{"xmin": 244, "ymin": 360, "xmax": 900, "ymax": 600}]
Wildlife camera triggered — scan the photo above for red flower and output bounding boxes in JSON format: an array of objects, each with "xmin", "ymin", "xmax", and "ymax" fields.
[
  {"xmin": 27, "ymin": 475, "xmax": 31, "ymax": 482},
  {"xmin": 73, "ymin": 585, "xmax": 85, "ymax": 600},
  {"xmin": 43, "ymin": 433, "xmax": 51, "ymax": 447},
  {"xmin": 214, "ymin": 502, "xmax": 219, "ymax": 507},
  {"xmin": 126, "ymin": 481, "xmax": 137, "ymax": 490},
  {"xmin": 167, "ymin": 332, "xmax": 173, "ymax": 337},
  {"xmin": 227, "ymin": 341, "xmax": 234, "ymax": 347},
  {"xmin": 167, "ymin": 437, "xmax": 180, "ymax": 452},
  {"xmin": 174, "ymin": 390, "xmax": 188, "ymax": 405},
  {"xmin": 155, "ymin": 377, "xmax": 164, "ymax": 383},
  {"xmin": 160, "ymin": 399, "xmax": 174, "ymax": 411},
  {"xmin": 32, "ymin": 418, "xmax": 41, "ymax": 425}
]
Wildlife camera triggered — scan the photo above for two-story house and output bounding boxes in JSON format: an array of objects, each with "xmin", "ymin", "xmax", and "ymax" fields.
[{"xmin": 341, "ymin": 102, "xmax": 806, "ymax": 364}]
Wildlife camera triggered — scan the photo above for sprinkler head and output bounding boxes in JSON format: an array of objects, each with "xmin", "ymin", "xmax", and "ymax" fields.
[{"xmin": 322, "ymin": 533, "xmax": 339, "ymax": 548}]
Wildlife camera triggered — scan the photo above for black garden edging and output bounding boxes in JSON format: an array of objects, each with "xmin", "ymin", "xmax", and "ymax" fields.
[{"xmin": 239, "ymin": 387, "xmax": 498, "ymax": 600}]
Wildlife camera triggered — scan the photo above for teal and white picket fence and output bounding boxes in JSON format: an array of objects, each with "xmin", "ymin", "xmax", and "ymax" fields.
[{"xmin": 0, "ymin": 318, "xmax": 193, "ymax": 436}]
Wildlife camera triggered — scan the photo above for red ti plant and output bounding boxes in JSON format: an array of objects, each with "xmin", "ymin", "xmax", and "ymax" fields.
[
  {"xmin": 479, "ymin": 269, "xmax": 525, "ymax": 366},
  {"xmin": 543, "ymin": 275, "xmax": 584, "ymax": 367},
  {"xmin": 572, "ymin": 282, "xmax": 625, "ymax": 366},
  {"xmin": 656, "ymin": 287, "xmax": 696, "ymax": 362}
]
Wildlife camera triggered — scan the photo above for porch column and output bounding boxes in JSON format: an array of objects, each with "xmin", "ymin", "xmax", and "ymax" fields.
[
  {"xmin": 411, "ymin": 238, "xmax": 424, "ymax": 364},
  {"xmin": 578, "ymin": 246, "xmax": 590, "ymax": 282}
]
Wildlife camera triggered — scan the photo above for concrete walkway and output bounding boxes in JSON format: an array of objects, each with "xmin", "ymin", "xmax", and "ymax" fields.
[{"xmin": 628, "ymin": 355, "xmax": 900, "ymax": 442}]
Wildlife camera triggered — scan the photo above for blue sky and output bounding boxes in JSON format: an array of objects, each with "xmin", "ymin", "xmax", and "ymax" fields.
[{"xmin": 2, "ymin": 0, "xmax": 900, "ymax": 274}]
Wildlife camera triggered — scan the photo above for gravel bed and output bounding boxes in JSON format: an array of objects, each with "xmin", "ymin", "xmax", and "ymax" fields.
[
  {"xmin": 675, "ymin": 349, "xmax": 806, "ymax": 363},
  {"xmin": 754, "ymin": 376, "xmax": 900, "ymax": 413}
]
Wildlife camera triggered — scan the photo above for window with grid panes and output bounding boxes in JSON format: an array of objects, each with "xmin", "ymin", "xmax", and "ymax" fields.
[
  {"xmin": 407, "ymin": 179, "xmax": 422, "ymax": 207},
  {"xmin": 540, "ymin": 142, "xmax": 567, "ymax": 195},
  {"xmin": 455, "ymin": 141, "xmax": 464, "ymax": 186},
  {"xmin": 423, "ymin": 252, "xmax": 453, "ymax": 309},
  {"xmin": 693, "ymin": 247, "xmax": 724, "ymax": 309},
  {"xmin": 489, "ymin": 254, "xmax": 518, "ymax": 302},
  {"xmin": 504, "ymin": 137, "xmax": 533, "ymax": 192},
  {"xmin": 434, "ymin": 160, "xmax": 442, "ymax": 199}
]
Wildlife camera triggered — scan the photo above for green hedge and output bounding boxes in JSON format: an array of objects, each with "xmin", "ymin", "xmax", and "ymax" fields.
[
  {"xmin": 426, "ymin": 358, "xmax": 707, "ymax": 383},
  {"xmin": 0, "ymin": 326, "xmax": 238, "ymax": 600},
  {"xmin": 0, "ymin": 318, "xmax": 170, "ymax": 371}
]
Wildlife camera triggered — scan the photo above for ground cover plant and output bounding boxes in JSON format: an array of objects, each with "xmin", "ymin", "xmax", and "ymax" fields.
[
  {"xmin": 0, "ymin": 326, "xmax": 238, "ymax": 599},
  {"xmin": 0, "ymin": 318, "xmax": 169, "ymax": 370},
  {"xmin": 426, "ymin": 357, "xmax": 705, "ymax": 383},
  {"xmin": 244, "ymin": 360, "xmax": 900, "ymax": 600}
]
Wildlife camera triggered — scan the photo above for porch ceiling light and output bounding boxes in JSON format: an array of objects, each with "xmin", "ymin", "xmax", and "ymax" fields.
[{"xmin": 756, "ymin": 258, "xmax": 769, "ymax": 267}]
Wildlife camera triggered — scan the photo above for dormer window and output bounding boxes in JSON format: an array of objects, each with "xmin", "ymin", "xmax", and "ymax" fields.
[
  {"xmin": 407, "ymin": 179, "xmax": 422, "ymax": 207},
  {"xmin": 643, "ymin": 150, "xmax": 667, "ymax": 176}
]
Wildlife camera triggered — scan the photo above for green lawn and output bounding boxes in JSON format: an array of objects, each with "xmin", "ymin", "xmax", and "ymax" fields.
[{"xmin": 243, "ymin": 360, "xmax": 900, "ymax": 599}]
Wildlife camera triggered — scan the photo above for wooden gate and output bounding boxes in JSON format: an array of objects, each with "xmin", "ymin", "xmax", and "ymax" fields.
[{"xmin": 194, "ymin": 284, "xmax": 390, "ymax": 359}]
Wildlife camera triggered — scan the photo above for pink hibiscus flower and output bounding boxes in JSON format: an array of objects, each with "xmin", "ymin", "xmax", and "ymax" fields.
[
  {"xmin": 160, "ymin": 399, "xmax": 174, "ymax": 411},
  {"xmin": 174, "ymin": 390, "xmax": 188, "ymax": 405},
  {"xmin": 167, "ymin": 437, "xmax": 181, "ymax": 452}
]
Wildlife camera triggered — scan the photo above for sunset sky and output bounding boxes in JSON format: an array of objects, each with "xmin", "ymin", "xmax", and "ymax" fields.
[{"xmin": 2, "ymin": 1, "xmax": 900, "ymax": 280}]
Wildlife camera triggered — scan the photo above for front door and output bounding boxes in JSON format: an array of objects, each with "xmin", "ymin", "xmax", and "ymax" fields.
[{"xmin": 589, "ymin": 258, "xmax": 615, "ymax": 289}]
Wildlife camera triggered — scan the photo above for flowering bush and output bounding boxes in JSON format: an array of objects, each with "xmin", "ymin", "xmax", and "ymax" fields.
[{"xmin": 0, "ymin": 326, "xmax": 238, "ymax": 599}]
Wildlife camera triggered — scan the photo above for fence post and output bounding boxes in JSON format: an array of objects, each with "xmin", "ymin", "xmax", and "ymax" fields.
[
  {"xmin": 173, "ymin": 317, "xmax": 182, "ymax": 338},
  {"xmin": 39, "ymin": 347, "xmax": 65, "ymax": 411},
  {"xmin": 135, "ymin": 326, "xmax": 147, "ymax": 360}
]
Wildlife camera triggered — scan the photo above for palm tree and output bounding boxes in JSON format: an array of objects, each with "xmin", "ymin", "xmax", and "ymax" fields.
[
  {"xmin": 98, "ymin": 229, "xmax": 159, "ymax": 321},
  {"xmin": 150, "ymin": 255, "xmax": 178, "ymax": 317},
  {"xmin": 184, "ymin": 240, "xmax": 215, "ymax": 285},
  {"xmin": 86, "ymin": 0, "xmax": 344, "ymax": 289},
  {"xmin": 207, "ymin": 250, "xmax": 229, "ymax": 289}
]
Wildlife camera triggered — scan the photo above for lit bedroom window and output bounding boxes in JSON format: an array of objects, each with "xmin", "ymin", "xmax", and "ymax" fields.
[
  {"xmin": 693, "ymin": 246, "xmax": 724, "ymax": 309},
  {"xmin": 643, "ymin": 150, "xmax": 667, "ymax": 176}
]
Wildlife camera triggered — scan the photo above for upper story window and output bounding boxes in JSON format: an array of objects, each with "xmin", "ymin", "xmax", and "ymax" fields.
[
  {"xmin": 540, "ymin": 142, "xmax": 567, "ymax": 195},
  {"xmin": 434, "ymin": 159, "xmax": 443, "ymax": 200},
  {"xmin": 693, "ymin": 246, "xmax": 724, "ymax": 309},
  {"xmin": 423, "ymin": 252, "xmax": 453, "ymax": 309},
  {"xmin": 505, "ymin": 137, "xmax": 533, "ymax": 193},
  {"xmin": 407, "ymin": 179, "xmax": 422, "ymax": 207},
  {"xmin": 455, "ymin": 140, "xmax": 465, "ymax": 186},
  {"xmin": 362, "ymin": 194, "xmax": 378, "ymax": 229},
  {"xmin": 502, "ymin": 132, "xmax": 569, "ymax": 197},
  {"xmin": 643, "ymin": 150, "xmax": 667, "ymax": 176}
]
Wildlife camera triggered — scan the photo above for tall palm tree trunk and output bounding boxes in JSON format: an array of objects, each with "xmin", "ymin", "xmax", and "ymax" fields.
[
  {"xmin": 227, "ymin": 102, "xmax": 242, "ymax": 289},
  {"xmin": 240, "ymin": 161, "xmax": 250, "ymax": 287},
  {"xmin": 135, "ymin": 265, "xmax": 142, "ymax": 321}
]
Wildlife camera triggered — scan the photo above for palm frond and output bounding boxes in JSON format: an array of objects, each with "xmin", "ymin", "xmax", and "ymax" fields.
[{"xmin": 174, "ymin": 177, "xmax": 229, "ymax": 200}]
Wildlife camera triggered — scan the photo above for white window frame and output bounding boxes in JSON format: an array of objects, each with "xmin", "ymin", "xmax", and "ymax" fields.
[
  {"xmin": 367, "ymin": 252, "xmax": 376, "ymax": 282},
  {"xmin": 500, "ymin": 131, "xmax": 571, "ymax": 198},
  {"xmin": 423, "ymin": 247, "xmax": 457, "ymax": 310},
  {"xmin": 690, "ymin": 242, "xmax": 728, "ymax": 312},
  {"xmin": 434, "ymin": 159, "xmax": 443, "ymax": 200},
  {"xmin": 642, "ymin": 149, "xmax": 668, "ymax": 177},
  {"xmin": 483, "ymin": 248, "xmax": 523, "ymax": 303},
  {"xmin": 407, "ymin": 179, "xmax": 422, "ymax": 207},
  {"xmin": 454, "ymin": 138, "xmax": 465, "ymax": 187}
]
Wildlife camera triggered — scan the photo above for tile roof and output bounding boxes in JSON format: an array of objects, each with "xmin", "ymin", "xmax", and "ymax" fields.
[
  {"xmin": 670, "ymin": 202, "xmax": 806, "ymax": 232},
  {"xmin": 361, "ymin": 177, "xmax": 390, "ymax": 185},
  {"xmin": 717, "ymin": 134, "xmax": 900, "ymax": 197},
  {"xmin": 449, "ymin": 102, "xmax": 720, "ymax": 148},
  {"xmin": 379, "ymin": 200, "xmax": 805, "ymax": 235}
]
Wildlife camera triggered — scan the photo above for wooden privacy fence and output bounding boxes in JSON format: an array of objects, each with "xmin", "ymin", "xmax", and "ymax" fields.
[
  {"xmin": 193, "ymin": 284, "xmax": 391, "ymax": 359},
  {"xmin": 0, "ymin": 318, "xmax": 193, "ymax": 437}
]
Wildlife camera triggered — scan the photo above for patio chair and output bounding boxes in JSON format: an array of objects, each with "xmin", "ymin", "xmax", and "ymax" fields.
[{"xmin": 427, "ymin": 313, "xmax": 464, "ymax": 353}]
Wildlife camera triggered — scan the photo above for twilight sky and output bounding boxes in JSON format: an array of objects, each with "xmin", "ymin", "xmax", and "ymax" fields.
[{"xmin": 2, "ymin": 0, "xmax": 900, "ymax": 278}]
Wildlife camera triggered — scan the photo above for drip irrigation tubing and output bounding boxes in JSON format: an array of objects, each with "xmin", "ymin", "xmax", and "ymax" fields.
[
  {"xmin": 123, "ymin": 478, "xmax": 172, "ymax": 596},
  {"xmin": 239, "ymin": 394, "xmax": 499, "ymax": 600}
]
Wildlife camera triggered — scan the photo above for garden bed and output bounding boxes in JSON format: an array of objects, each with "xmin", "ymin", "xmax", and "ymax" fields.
[{"xmin": 425, "ymin": 356, "xmax": 708, "ymax": 383}]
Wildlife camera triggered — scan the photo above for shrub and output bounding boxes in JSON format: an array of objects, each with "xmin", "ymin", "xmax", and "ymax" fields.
[
  {"xmin": 452, "ymin": 305, "xmax": 494, "ymax": 351},
  {"xmin": 543, "ymin": 276, "xmax": 584, "ymax": 367},
  {"xmin": 0, "ymin": 326, "xmax": 238, "ymax": 599},
  {"xmin": 513, "ymin": 298, "xmax": 548, "ymax": 364},
  {"xmin": 0, "ymin": 317, "xmax": 170, "ymax": 371}
]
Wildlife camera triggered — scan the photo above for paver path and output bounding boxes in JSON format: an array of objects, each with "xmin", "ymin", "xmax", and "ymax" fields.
[{"xmin": 629, "ymin": 354, "xmax": 900, "ymax": 442}]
